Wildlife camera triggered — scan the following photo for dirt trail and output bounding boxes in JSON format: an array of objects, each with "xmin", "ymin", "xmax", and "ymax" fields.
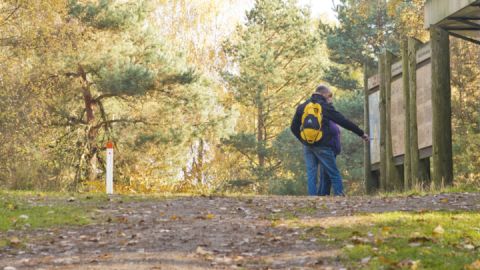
[{"xmin": 1, "ymin": 193, "xmax": 480, "ymax": 270}]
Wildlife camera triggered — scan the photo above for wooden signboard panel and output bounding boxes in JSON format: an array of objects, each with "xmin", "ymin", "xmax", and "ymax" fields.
[
  {"xmin": 416, "ymin": 60, "xmax": 433, "ymax": 149},
  {"xmin": 391, "ymin": 72, "xmax": 405, "ymax": 157},
  {"xmin": 368, "ymin": 74, "xmax": 381, "ymax": 165},
  {"xmin": 369, "ymin": 90, "xmax": 381, "ymax": 164},
  {"xmin": 368, "ymin": 43, "xmax": 433, "ymax": 165}
]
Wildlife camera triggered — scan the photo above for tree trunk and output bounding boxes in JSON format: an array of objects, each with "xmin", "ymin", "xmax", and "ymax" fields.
[
  {"xmin": 78, "ymin": 65, "xmax": 98, "ymax": 182},
  {"xmin": 431, "ymin": 26, "xmax": 453, "ymax": 188},
  {"xmin": 385, "ymin": 51, "xmax": 402, "ymax": 191},
  {"xmin": 257, "ymin": 101, "xmax": 265, "ymax": 168},
  {"xmin": 402, "ymin": 39, "xmax": 412, "ymax": 190},
  {"xmin": 197, "ymin": 139, "xmax": 205, "ymax": 185}
]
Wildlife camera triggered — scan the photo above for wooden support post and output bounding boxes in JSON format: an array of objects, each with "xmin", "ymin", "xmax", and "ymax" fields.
[
  {"xmin": 430, "ymin": 25, "xmax": 453, "ymax": 188},
  {"xmin": 402, "ymin": 39, "xmax": 412, "ymax": 190},
  {"xmin": 385, "ymin": 51, "xmax": 402, "ymax": 191},
  {"xmin": 408, "ymin": 38, "xmax": 421, "ymax": 188},
  {"xmin": 364, "ymin": 63, "xmax": 374, "ymax": 194},
  {"xmin": 379, "ymin": 53, "xmax": 387, "ymax": 191}
]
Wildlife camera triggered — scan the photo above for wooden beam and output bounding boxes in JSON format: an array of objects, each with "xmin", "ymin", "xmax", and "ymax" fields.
[
  {"xmin": 452, "ymin": 18, "xmax": 480, "ymax": 28},
  {"xmin": 449, "ymin": 16, "xmax": 480, "ymax": 20},
  {"xmin": 448, "ymin": 31, "xmax": 480, "ymax": 45},
  {"xmin": 401, "ymin": 39, "xmax": 412, "ymax": 190},
  {"xmin": 379, "ymin": 53, "xmax": 387, "ymax": 191},
  {"xmin": 364, "ymin": 63, "xmax": 376, "ymax": 194},
  {"xmin": 385, "ymin": 51, "xmax": 402, "ymax": 191},
  {"xmin": 431, "ymin": 25, "xmax": 453, "ymax": 188},
  {"xmin": 443, "ymin": 26, "xmax": 480, "ymax": 31},
  {"xmin": 425, "ymin": 0, "xmax": 478, "ymax": 27},
  {"xmin": 408, "ymin": 38, "xmax": 421, "ymax": 188}
]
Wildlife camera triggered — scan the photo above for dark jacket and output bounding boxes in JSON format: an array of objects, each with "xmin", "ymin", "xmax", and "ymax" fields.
[
  {"xmin": 290, "ymin": 94, "xmax": 364, "ymax": 147},
  {"xmin": 327, "ymin": 120, "xmax": 341, "ymax": 155}
]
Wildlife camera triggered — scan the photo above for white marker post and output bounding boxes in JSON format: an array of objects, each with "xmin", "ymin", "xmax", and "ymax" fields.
[{"xmin": 106, "ymin": 141, "xmax": 114, "ymax": 194}]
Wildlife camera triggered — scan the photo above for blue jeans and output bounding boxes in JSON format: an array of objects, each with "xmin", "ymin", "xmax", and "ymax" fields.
[
  {"xmin": 303, "ymin": 146, "xmax": 344, "ymax": 196},
  {"xmin": 319, "ymin": 164, "xmax": 332, "ymax": 196}
]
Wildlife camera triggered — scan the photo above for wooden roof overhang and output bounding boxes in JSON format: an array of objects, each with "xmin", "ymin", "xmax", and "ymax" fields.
[{"xmin": 425, "ymin": 0, "xmax": 480, "ymax": 45}]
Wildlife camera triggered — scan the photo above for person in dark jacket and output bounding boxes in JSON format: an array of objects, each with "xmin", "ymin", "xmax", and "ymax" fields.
[
  {"xmin": 291, "ymin": 85, "xmax": 368, "ymax": 196},
  {"xmin": 319, "ymin": 93, "xmax": 341, "ymax": 196}
]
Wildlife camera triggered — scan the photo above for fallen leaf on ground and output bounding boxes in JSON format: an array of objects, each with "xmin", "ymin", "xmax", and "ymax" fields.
[
  {"xmin": 408, "ymin": 236, "xmax": 432, "ymax": 243},
  {"xmin": 351, "ymin": 236, "xmax": 370, "ymax": 245},
  {"xmin": 465, "ymin": 260, "xmax": 480, "ymax": 270},
  {"xmin": 98, "ymin": 253, "xmax": 112, "ymax": 259},
  {"xmin": 196, "ymin": 246, "xmax": 213, "ymax": 255},
  {"xmin": 361, "ymin": 257, "xmax": 371, "ymax": 264},
  {"xmin": 378, "ymin": 256, "xmax": 395, "ymax": 265},
  {"xmin": 9, "ymin": 236, "xmax": 21, "ymax": 246},
  {"xmin": 214, "ymin": 256, "xmax": 233, "ymax": 264},
  {"xmin": 397, "ymin": 259, "xmax": 420, "ymax": 270},
  {"xmin": 381, "ymin": 226, "xmax": 392, "ymax": 234},
  {"xmin": 433, "ymin": 225, "xmax": 445, "ymax": 237}
]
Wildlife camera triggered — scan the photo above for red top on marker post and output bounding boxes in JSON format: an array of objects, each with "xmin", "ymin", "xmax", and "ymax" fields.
[{"xmin": 106, "ymin": 141, "xmax": 114, "ymax": 149}]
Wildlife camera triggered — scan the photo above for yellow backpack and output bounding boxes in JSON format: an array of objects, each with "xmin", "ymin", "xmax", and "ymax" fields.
[{"xmin": 300, "ymin": 102, "xmax": 323, "ymax": 144}]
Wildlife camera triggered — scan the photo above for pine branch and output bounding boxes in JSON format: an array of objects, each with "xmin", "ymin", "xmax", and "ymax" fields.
[
  {"xmin": 0, "ymin": 1, "xmax": 21, "ymax": 27},
  {"xmin": 91, "ymin": 119, "xmax": 148, "ymax": 130}
]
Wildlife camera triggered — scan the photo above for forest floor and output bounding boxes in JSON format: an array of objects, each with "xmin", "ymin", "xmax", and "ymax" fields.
[{"xmin": 1, "ymin": 191, "xmax": 480, "ymax": 270}]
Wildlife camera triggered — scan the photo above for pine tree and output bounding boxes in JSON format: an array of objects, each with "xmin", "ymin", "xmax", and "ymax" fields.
[
  {"xmin": 222, "ymin": 0, "xmax": 325, "ymax": 190},
  {"xmin": 59, "ymin": 0, "xmax": 197, "ymax": 184}
]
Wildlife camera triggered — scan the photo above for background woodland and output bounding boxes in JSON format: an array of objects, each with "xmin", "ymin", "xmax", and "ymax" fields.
[{"xmin": 1, "ymin": 0, "xmax": 478, "ymax": 194}]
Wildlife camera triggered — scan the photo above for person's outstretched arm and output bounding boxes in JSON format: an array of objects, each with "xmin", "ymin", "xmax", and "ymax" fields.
[{"xmin": 322, "ymin": 103, "xmax": 365, "ymax": 138}]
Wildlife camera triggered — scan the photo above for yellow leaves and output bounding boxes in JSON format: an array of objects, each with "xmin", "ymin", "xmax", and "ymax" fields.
[
  {"xmin": 381, "ymin": 226, "xmax": 392, "ymax": 235},
  {"xmin": 386, "ymin": 0, "xmax": 403, "ymax": 18},
  {"xmin": 196, "ymin": 213, "xmax": 215, "ymax": 220},
  {"xmin": 466, "ymin": 260, "xmax": 480, "ymax": 270},
  {"xmin": 397, "ymin": 259, "xmax": 420, "ymax": 270},
  {"xmin": 379, "ymin": 255, "xmax": 420, "ymax": 269}
]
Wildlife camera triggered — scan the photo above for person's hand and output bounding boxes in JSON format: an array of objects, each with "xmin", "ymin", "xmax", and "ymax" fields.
[{"xmin": 361, "ymin": 133, "xmax": 370, "ymax": 142}]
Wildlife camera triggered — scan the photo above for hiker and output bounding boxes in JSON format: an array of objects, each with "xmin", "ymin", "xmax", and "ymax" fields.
[
  {"xmin": 290, "ymin": 85, "xmax": 369, "ymax": 196},
  {"xmin": 318, "ymin": 94, "xmax": 341, "ymax": 196}
]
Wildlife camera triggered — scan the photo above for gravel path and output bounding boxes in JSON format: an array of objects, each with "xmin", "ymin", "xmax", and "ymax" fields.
[{"xmin": 1, "ymin": 193, "xmax": 480, "ymax": 270}]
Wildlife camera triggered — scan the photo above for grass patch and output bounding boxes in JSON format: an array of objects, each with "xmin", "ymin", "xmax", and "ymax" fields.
[
  {"xmin": 0, "ymin": 192, "xmax": 93, "ymax": 231},
  {"xmin": 376, "ymin": 182, "xmax": 480, "ymax": 198},
  {"xmin": 300, "ymin": 211, "xmax": 480, "ymax": 269},
  {"xmin": 0, "ymin": 189, "xmax": 179, "ymax": 232}
]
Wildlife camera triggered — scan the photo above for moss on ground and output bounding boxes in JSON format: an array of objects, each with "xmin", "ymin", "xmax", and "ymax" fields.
[{"xmin": 298, "ymin": 211, "xmax": 480, "ymax": 269}]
